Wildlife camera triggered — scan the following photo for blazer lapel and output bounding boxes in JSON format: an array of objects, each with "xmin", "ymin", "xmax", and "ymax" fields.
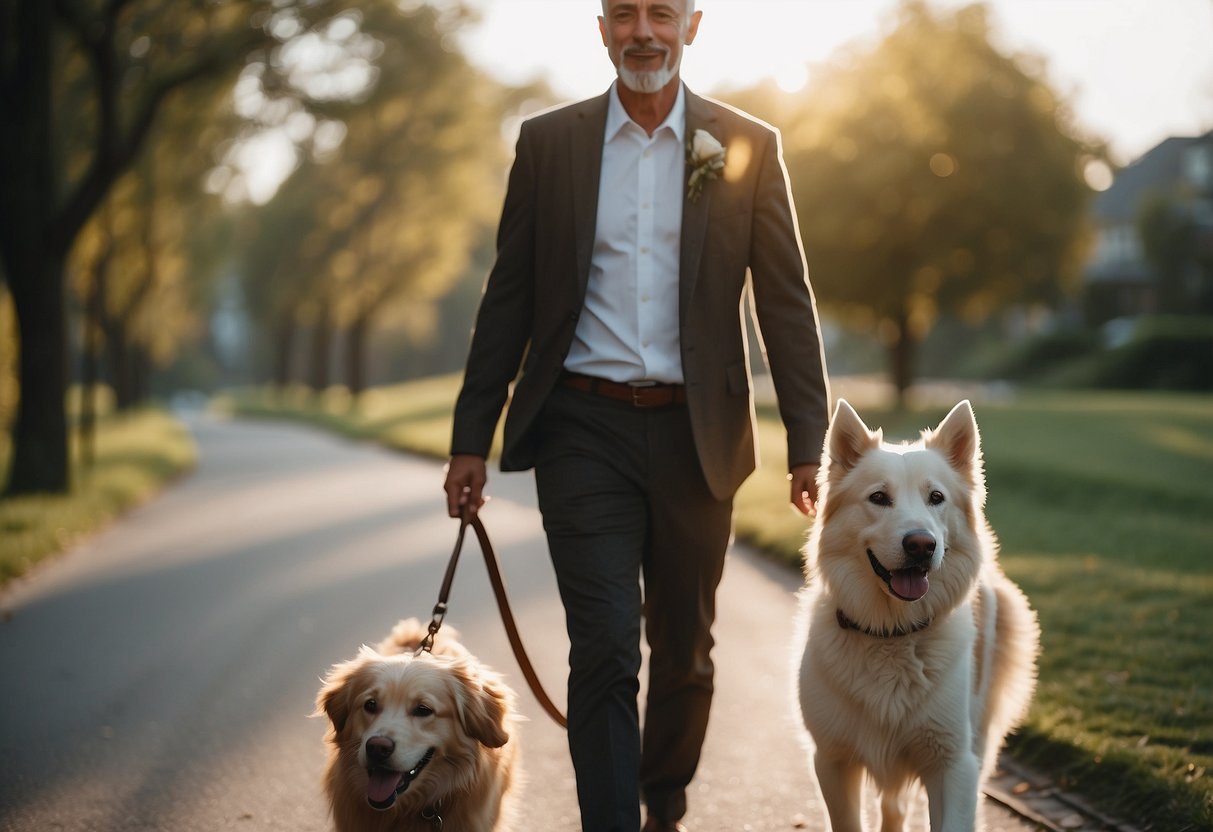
[
  {"xmin": 570, "ymin": 92, "xmax": 610, "ymax": 297},
  {"xmin": 680, "ymin": 87, "xmax": 719, "ymax": 325}
]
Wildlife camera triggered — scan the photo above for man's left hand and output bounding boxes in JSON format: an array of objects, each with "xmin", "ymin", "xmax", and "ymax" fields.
[{"xmin": 789, "ymin": 463, "xmax": 820, "ymax": 516}]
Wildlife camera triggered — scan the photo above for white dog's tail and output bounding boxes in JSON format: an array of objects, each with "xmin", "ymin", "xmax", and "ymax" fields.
[{"xmin": 973, "ymin": 569, "xmax": 1041, "ymax": 777}]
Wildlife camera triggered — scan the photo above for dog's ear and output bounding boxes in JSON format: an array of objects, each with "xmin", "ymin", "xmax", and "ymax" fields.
[
  {"xmin": 824, "ymin": 399, "xmax": 882, "ymax": 483},
  {"xmin": 314, "ymin": 648, "xmax": 376, "ymax": 735},
  {"xmin": 924, "ymin": 400, "xmax": 983, "ymax": 486},
  {"xmin": 449, "ymin": 659, "xmax": 512, "ymax": 749}
]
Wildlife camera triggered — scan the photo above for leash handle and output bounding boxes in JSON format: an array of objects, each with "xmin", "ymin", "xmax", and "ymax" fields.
[{"xmin": 424, "ymin": 507, "xmax": 568, "ymax": 730}]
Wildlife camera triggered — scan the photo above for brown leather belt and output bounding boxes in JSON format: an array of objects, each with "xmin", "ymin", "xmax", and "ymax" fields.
[{"xmin": 561, "ymin": 372, "xmax": 686, "ymax": 408}]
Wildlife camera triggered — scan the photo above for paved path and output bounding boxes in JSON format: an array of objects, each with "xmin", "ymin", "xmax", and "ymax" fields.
[{"xmin": 0, "ymin": 414, "xmax": 1045, "ymax": 831}]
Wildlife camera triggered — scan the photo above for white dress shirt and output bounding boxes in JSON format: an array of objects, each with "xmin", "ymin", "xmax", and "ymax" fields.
[{"xmin": 564, "ymin": 83, "xmax": 686, "ymax": 384}]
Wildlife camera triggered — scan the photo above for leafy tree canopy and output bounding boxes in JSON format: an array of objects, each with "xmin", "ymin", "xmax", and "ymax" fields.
[{"xmin": 730, "ymin": 1, "xmax": 1102, "ymax": 399}]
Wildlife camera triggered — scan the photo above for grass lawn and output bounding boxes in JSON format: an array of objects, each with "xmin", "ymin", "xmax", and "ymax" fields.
[
  {"xmin": 0, "ymin": 408, "xmax": 197, "ymax": 584},
  {"xmin": 749, "ymin": 393, "xmax": 1213, "ymax": 830},
  {"xmin": 225, "ymin": 377, "xmax": 1213, "ymax": 829}
]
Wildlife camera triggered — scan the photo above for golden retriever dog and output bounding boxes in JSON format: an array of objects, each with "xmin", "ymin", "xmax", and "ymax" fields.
[
  {"xmin": 796, "ymin": 400, "xmax": 1039, "ymax": 832},
  {"xmin": 316, "ymin": 618, "xmax": 520, "ymax": 831}
]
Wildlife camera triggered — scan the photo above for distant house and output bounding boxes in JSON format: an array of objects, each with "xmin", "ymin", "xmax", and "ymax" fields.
[{"xmin": 1084, "ymin": 129, "xmax": 1213, "ymax": 325}]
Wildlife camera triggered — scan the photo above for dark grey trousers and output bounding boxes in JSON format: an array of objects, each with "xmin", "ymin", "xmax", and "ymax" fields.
[{"xmin": 534, "ymin": 384, "xmax": 734, "ymax": 831}]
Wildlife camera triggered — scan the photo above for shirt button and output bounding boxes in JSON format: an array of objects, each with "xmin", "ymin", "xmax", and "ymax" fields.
[
  {"xmin": 640, "ymin": 246, "xmax": 650, "ymax": 254},
  {"xmin": 643, "ymin": 149, "xmax": 652, "ymax": 158}
]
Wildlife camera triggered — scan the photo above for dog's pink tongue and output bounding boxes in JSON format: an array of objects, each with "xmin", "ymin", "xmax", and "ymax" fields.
[
  {"xmin": 367, "ymin": 770, "xmax": 403, "ymax": 804},
  {"xmin": 892, "ymin": 570, "xmax": 930, "ymax": 601}
]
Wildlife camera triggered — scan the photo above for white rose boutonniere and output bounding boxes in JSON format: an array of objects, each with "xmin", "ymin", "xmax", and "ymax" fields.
[{"xmin": 686, "ymin": 128, "xmax": 726, "ymax": 203}]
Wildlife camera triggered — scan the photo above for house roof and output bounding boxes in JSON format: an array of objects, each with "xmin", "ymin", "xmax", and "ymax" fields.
[{"xmin": 1092, "ymin": 130, "xmax": 1213, "ymax": 224}]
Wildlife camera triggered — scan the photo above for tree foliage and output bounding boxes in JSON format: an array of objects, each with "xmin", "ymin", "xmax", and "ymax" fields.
[
  {"xmin": 732, "ymin": 1, "xmax": 1099, "ymax": 401},
  {"xmin": 230, "ymin": 1, "xmax": 540, "ymax": 395},
  {"xmin": 70, "ymin": 82, "xmax": 234, "ymax": 416},
  {"xmin": 1, "ymin": 0, "xmax": 360, "ymax": 494},
  {"xmin": 0, "ymin": 0, "xmax": 514, "ymax": 493}
]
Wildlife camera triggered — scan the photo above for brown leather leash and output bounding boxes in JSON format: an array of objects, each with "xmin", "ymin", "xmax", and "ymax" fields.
[{"xmin": 419, "ymin": 507, "xmax": 568, "ymax": 729}]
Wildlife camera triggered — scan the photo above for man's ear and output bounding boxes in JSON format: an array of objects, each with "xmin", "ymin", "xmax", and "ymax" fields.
[{"xmin": 685, "ymin": 10, "xmax": 703, "ymax": 45}]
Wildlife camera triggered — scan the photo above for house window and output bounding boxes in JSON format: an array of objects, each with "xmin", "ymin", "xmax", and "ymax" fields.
[
  {"xmin": 1192, "ymin": 198, "xmax": 1213, "ymax": 226},
  {"xmin": 1182, "ymin": 144, "xmax": 1212, "ymax": 190},
  {"xmin": 1097, "ymin": 225, "xmax": 1141, "ymax": 265}
]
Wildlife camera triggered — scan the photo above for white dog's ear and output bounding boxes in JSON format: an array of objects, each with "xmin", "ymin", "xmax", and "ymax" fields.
[
  {"xmin": 825, "ymin": 399, "xmax": 881, "ymax": 480},
  {"xmin": 449, "ymin": 659, "xmax": 512, "ymax": 749},
  {"xmin": 925, "ymin": 400, "xmax": 983, "ymax": 484}
]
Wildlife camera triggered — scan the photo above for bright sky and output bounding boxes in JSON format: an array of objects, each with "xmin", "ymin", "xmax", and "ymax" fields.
[{"xmin": 459, "ymin": 0, "xmax": 1213, "ymax": 166}]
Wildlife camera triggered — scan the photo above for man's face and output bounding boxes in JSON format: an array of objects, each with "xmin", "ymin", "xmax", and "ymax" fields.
[{"xmin": 599, "ymin": 1, "xmax": 701, "ymax": 94}]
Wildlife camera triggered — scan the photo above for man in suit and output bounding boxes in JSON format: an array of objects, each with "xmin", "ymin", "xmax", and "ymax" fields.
[{"xmin": 444, "ymin": 1, "xmax": 830, "ymax": 829}]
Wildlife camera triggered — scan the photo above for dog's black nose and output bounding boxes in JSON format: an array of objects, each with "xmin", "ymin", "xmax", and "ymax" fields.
[
  {"xmin": 902, "ymin": 530, "xmax": 937, "ymax": 563},
  {"xmin": 366, "ymin": 736, "xmax": 395, "ymax": 764}
]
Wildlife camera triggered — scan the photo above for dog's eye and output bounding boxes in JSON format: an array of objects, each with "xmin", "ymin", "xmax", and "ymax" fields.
[
  {"xmin": 868, "ymin": 491, "xmax": 892, "ymax": 507},
  {"xmin": 412, "ymin": 703, "xmax": 434, "ymax": 717},
  {"xmin": 929, "ymin": 490, "xmax": 945, "ymax": 505},
  {"xmin": 363, "ymin": 698, "xmax": 379, "ymax": 714}
]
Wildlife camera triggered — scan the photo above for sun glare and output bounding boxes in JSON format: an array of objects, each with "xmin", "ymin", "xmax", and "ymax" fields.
[
  {"xmin": 463, "ymin": 0, "xmax": 1213, "ymax": 166},
  {"xmin": 774, "ymin": 62, "xmax": 809, "ymax": 94},
  {"xmin": 684, "ymin": 1, "xmax": 877, "ymax": 94},
  {"xmin": 1084, "ymin": 158, "xmax": 1115, "ymax": 192},
  {"xmin": 462, "ymin": 0, "xmax": 876, "ymax": 101}
]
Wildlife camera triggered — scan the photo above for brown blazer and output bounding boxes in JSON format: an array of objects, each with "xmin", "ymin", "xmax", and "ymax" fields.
[{"xmin": 451, "ymin": 86, "xmax": 830, "ymax": 500}]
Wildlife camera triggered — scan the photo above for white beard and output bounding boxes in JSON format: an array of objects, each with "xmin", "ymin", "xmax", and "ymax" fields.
[{"xmin": 618, "ymin": 61, "xmax": 677, "ymax": 94}]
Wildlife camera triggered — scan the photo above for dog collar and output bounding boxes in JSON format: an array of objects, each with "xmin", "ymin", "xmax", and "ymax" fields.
[
  {"xmin": 421, "ymin": 800, "xmax": 442, "ymax": 829},
  {"xmin": 836, "ymin": 608, "xmax": 932, "ymax": 638}
]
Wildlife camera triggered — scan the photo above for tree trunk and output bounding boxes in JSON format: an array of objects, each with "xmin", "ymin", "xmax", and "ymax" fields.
[
  {"xmin": 103, "ymin": 318, "xmax": 135, "ymax": 410},
  {"xmin": 0, "ymin": 0, "xmax": 70, "ymax": 495},
  {"xmin": 308, "ymin": 314, "xmax": 332, "ymax": 393},
  {"xmin": 888, "ymin": 304, "xmax": 916, "ymax": 410},
  {"xmin": 79, "ymin": 254, "xmax": 108, "ymax": 470},
  {"xmin": 131, "ymin": 345, "xmax": 150, "ymax": 405},
  {"xmin": 272, "ymin": 313, "xmax": 296, "ymax": 389},
  {"xmin": 4, "ymin": 250, "xmax": 71, "ymax": 494},
  {"xmin": 345, "ymin": 316, "xmax": 370, "ymax": 398}
]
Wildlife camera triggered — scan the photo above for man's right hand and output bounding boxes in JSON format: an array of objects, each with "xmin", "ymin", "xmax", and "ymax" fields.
[{"xmin": 443, "ymin": 454, "xmax": 488, "ymax": 518}]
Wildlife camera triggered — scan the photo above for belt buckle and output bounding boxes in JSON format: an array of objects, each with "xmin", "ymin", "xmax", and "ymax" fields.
[{"xmin": 628, "ymin": 380, "xmax": 657, "ymax": 407}]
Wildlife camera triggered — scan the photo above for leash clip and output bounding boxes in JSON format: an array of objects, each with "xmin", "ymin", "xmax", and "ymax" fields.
[{"xmin": 417, "ymin": 602, "xmax": 447, "ymax": 655}]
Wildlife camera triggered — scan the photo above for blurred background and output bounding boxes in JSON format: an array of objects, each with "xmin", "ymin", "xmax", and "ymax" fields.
[
  {"xmin": 3, "ymin": 3, "xmax": 1212, "ymax": 827},
  {"xmin": 1, "ymin": 0, "xmax": 1210, "ymax": 493}
]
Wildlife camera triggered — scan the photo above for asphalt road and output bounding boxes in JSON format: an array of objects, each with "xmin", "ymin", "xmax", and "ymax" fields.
[{"xmin": 0, "ymin": 413, "xmax": 1043, "ymax": 831}]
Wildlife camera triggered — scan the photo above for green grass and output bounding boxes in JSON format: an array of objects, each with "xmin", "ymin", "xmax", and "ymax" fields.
[
  {"xmin": 760, "ymin": 394, "xmax": 1213, "ymax": 830},
  {"xmin": 226, "ymin": 378, "xmax": 1213, "ymax": 830},
  {"xmin": 0, "ymin": 408, "xmax": 197, "ymax": 584}
]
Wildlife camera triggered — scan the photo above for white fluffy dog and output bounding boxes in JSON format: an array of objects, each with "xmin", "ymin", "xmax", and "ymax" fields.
[{"xmin": 796, "ymin": 400, "xmax": 1039, "ymax": 832}]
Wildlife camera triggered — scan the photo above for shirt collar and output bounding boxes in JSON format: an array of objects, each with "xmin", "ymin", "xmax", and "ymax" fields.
[{"xmin": 604, "ymin": 80, "xmax": 686, "ymax": 144}]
